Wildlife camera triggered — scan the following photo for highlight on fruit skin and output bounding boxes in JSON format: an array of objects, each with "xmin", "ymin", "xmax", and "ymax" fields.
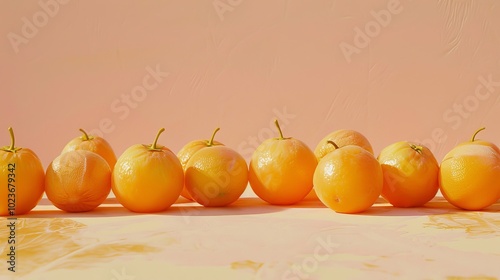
[
  {"xmin": 439, "ymin": 127, "xmax": 500, "ymax": 210},
  {"xmin": 0, "ymin": 127, "xmax": 45, "ymax": 216}
]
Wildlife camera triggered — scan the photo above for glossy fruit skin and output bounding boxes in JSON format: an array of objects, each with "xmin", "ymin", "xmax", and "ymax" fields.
[
  {"xmin": 0, "ymin": 148, "xmax": 45, "ymax": 216},
  {"xmin": 45, "ymin": 150, "xmax": 111, "ymax": 212},
  {"xmin": 177, "ymin": 139, "xmax": 223, "ymax": 200},
  {"xmin": 185, "ymin": 146, "xmax": 248, "ymax": 207},
  {"xmin": 112, "ymin": 144, "xmax": 184, "ymax": 213},
  {"xmin": 62, "ymin": 134, "xmax": 117, "ymax": 170},
  {"xmin": 378, "ymin": 141, "xmax": 439, "ymax": 208},
  {"xmin": 249, "ymin": 138, "xmax": 317, "ymax": 205},
  {"xmin": 314, "ymin": 145, "xmax": 383, "ymax": 214},
  {"xmin": 439, "ymin": 143, "xmax": 500, "ymax": 210}
]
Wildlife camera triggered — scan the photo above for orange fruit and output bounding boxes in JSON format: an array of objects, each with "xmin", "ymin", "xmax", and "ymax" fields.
[
  {"xmin": 62, "ymin": 128, "xmax": 117, "ymax": 170},
  {"xmin": 0, "ymin": 127, "xmax": 45, "ymax": 216},
  {"xmin": 314, "ymin": 141, "xmax": 383, "ymax": 213},
  {"xmin": 249, "ymin": 120, "xmax": 317, "ymax": 205},
  {"xmin": 177, "ymin": 128, "xmax": 224, "ymax": 201},
  {"xmin": 314, "ymin": 129, "xmax": 374, "ymax": 160},
  {"xmin": 439, "ymin": 127, "xmax": 500, "ymax": 210},
  {"xmin": 185, "ymin": 140, "xmax": 248, "ymax": 207},
  {"xmin": 305, "ymin": 129, "xmax": 373, "ymax": 201},
  {"xmin": 112, "ymin": 128, "xmax": 183, "ymax": 213},
  {"xmin": 45, "ymin": 150, "xmax": 111, "ymax": 212},
  {"xmin": 378, "ymin": 141, "xmax": 439, "ymax": 207},
  {"xmin": 455, "ymin": 127, "xmax": 500, "ymax": 153}
]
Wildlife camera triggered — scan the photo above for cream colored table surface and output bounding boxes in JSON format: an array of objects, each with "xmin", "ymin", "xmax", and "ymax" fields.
[{"xmin": 1, "ymin": 187, "xmax": 500, "ymax": 280}]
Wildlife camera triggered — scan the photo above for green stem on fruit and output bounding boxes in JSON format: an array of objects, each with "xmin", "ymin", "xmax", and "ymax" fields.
[
  {"xmin": 327, "ymin": 140, "xmax": 339, "ymax": 150},
  {"xmin": 150, "ymin": 128, "xmax": 165, "ymax": 150},
  {"xmin": 471, "ymin": 127, "xmax": 486, "ymax": 142},
  {"xmin": 274, "ymin": 119, "xmax": 285, "ymax": 140},
  {"xmin": 2, "ymin": 127, "xmax": 20, "ymax": 153},
  {"xmin": 208, "ymin": 127, "xmax": 220, "ymax": 147},
  {"xmin": 79, "ymin": 128, "xmax": 91, "ymax": 141},
  {"xmin": 410, "ymin": 144, "xmax": 423, "ymax": 154},
  {"xmin": 8, "ymin": 127, "xmax": 15, "ymax": 151}
]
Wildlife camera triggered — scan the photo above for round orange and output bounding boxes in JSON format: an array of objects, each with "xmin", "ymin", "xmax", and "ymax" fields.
[
  {"xmin": 185, "ymin": 145, "xmax": 248, "ymax": 207},
  {"xmin": 45, "ymin": 150, "xmax": 111, "ymax": 212},
  {"xmin": 62, "ymin": 128, "xmax": 117, "ymax": 170},
  {"xmin": 305, "ymin": 129, "xmax": 373, "ymax": 201},
  {"xmin": 177, "ymin": 128, "xmax": 223, "ymax": 201},
  {"xmin": 378, "ymin": 141, "xmax": 439, "ymax": 207},
  {"xmin": 249, "ymin": 120, "xmax": 317, "ymax": 205},
  {"xmin": 439, "ymin": 128, "xmax": 500, "ymax": 210},
  {"xmin": 0, "ymin": 127, "xmax": 45, "ymax": 216},
  {"xmin": 314, "ymin": 143, "xmax": 383, "ymax": 213},
  {"xmin": 112, "ymin": 128, "xmax": 183, "ymax": 213}
]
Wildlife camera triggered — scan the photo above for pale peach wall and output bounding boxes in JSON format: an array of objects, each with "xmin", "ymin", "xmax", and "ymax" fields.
[{"xmin": 2, "ymin": 0, "xmax": 500, "ymax": 169}]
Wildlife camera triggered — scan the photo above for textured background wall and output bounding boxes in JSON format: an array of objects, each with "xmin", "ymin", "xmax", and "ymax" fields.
[{"xmin": 2, "ymin": 0, "xmax": 500, "ymax": 168}]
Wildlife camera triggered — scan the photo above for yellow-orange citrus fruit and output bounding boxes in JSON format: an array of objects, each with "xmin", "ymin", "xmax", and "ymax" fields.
[
  {"xmin": 185, "ymin": 145, "xmax": 248, "ymax": 207},
  {"xmin": 0, "ymin": 127, "xmax": 45, "ymax": 216},
  {"xmin": 439, "ymin": 128, "xmax": 500, "ymax": 210},
  {"xmin": 45, "ymin": 150, "xmax": 111, "ymax": 212},
  {"xmin": 249, "ymin": 120, "xmax": 317, "ymax": 205},
  {"xmin": 62, "ymin": 128, "xmax": 117, "ymax": 170},
  {"xmin": 177, "ymin": 128, "xmax": 223, "ymax": 201},
  {"xmin": 378, "ymin": 141, "xmax": 439, "ymax": 207},
  {"xmin": 314, "ymin": 142, "xmax": 383, "ymax": 213},
  {"xmin": 305, "ymin": 129, "xmax": 373, "ymax": 201},
  {"xmin": 314, "ymin": 129, "xmax": 374, "ymax": 160},
  {"xmin": 455, "ymin": 127, "xmax": 500, "ymax": 153},
  {"xmin": 112, "ymin": 128, "xmax": 183, "ymax": 213}
]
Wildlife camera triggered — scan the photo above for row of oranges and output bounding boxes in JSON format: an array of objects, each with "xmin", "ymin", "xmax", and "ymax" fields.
[{"xmin": 1, "ymin": 122, "xmax": 499, "ymax": 215}]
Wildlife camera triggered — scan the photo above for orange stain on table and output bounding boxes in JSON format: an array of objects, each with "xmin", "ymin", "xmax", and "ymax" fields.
[
  {"xmin": 363, "ymin": 263, "xmax": 379, "ymax": 268},
  {"xmin": 426, "ymin": 212, "xmax": 500, "ymax": 237},
  {"xmin": 230, "ymin": 260, "xmax": 264, "ymax": 272},
  {"xmin": 0, "ymin": 218, "xmax": 160, "ymax": 275}
]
